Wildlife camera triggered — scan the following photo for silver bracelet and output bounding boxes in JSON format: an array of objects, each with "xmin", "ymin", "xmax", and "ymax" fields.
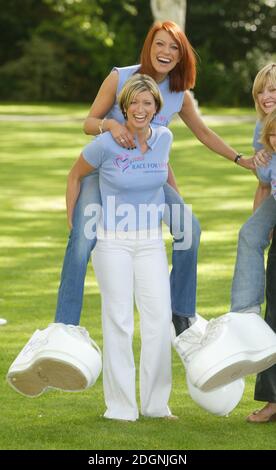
[{"xmin": 99, "ymin": 118, "xmax": 106, "ymax": 134}]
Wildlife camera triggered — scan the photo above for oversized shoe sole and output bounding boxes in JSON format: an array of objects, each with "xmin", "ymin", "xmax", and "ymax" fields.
[
  {"xmin": 7, "ymin": 350, "xmax": 95, "ymax": 397},
  {"xmin": 189, "ymin": 345, "xmax": 276, "ymax": 392},
  {"xmin": 7, "ymin": 324, "xmax": 102, "ymax": 397}
]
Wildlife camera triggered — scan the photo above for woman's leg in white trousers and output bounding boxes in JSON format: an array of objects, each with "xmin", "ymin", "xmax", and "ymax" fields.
[
  {"xmin": 134, "ymin": 240, "xmax": 172, "ymax": 417},
  {"xmin": 92, "ymin": 240, "xmax": 138, "ymax": 421}
]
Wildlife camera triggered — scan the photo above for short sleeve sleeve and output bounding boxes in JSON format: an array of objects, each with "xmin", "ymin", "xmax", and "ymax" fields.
[
  {"xmin": 82, "ymin": 137, "xmax": 105, "ymax": 169},
  {"xmin": 253, "ymin": 121, "xmax": 263, "ymax": 152},
  {"xmin": 256, "ymin": 166, "xmax": 271, "ymax": 184}
]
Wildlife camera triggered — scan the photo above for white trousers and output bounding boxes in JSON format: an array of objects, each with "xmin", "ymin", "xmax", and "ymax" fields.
[{"xmin": 92, "ymin": 238, "xmax": 172, "ymax": 421}]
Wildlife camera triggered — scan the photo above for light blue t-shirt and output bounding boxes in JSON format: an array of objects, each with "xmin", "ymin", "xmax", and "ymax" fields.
[
  {"xmin": 253, "ymin": 120, "xmax": 276, "ymax": 199},
  {"xmin": 106, "ymin": 65, "xmax": 185, "ymax": 128},
  {"xmin": 253, "ymin": 120, "xmax": 263, "ymax": 152},
  {"xmin": 83, "ymin": 126, "xmax": 173, "ymax": 231}
]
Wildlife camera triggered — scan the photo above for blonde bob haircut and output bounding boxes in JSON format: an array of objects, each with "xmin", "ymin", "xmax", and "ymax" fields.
[
  {"xmin": 252, "ymin": 63, "xmax": 276, "ymax": 119},
  {"xmin": 261, "ymin": 108, "xmax": 276, "ymax": 152},
  {"xmin": 118, "ymin": 73, "xmax": 163, "ymax": 117}
]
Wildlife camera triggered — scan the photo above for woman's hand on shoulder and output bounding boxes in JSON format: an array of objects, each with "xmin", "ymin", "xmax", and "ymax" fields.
[
  {"xmin": 108, "ymin": 120, "xmax": 136, "ymax": 149},
  {"xmin": 253, "ymin": 149, "xmax": 272, "ymax": 168},
  {"xmin": 237, "ymin": 156, "xmax": 256, "ymax": 171}
]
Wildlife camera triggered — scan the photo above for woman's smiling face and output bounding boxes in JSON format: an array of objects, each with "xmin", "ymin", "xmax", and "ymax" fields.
[
  {"xmin": 150, "ymin": 30, "xmax": 180, "ymax": 81},
  {"xmin": 257, "ymin": 83, "xmax": 276, "ymax": 115},
  {"xmin": 126, "ymin": 90, "xmax": 157, "ymax": 130}
]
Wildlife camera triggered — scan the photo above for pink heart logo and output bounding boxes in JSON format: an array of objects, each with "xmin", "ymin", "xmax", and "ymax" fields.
[{"xmin": 113, "ymin": 154, "xmax": 130, "ymax": 173}]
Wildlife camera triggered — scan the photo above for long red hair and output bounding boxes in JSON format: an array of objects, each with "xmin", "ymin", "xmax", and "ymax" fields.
[{"xmin": 139, "ymin": 21, "xmax": 196, "ymax": 92}]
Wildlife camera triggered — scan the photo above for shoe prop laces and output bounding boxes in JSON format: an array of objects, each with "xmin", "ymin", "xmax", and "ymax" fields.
[
  {"xmin": 21, "ymin": 324, "xmax": 102, "ymax": 359},
  {"xmin": 174, "ymin": 328, "xmax": 203, "ymax": 364},
  {"xmin": 174, "ymin": 316, "xmax": 229, "ymax": 365},
  {"xmin": 201, "ymin": 316, "xmax": 230, "ymax": 347},
  {"xmin": 61, "ymin": 324, "xmax": 102, "ymax": 356}
]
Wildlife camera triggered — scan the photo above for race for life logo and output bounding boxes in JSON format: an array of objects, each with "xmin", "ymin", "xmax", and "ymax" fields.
[
  {"xmin": 113, "ymin": 153, "xmax": 167, "ymax": 174},
  {"xmin": 113, "ymin": 154, "xmax": 145, "ymax": 173}
]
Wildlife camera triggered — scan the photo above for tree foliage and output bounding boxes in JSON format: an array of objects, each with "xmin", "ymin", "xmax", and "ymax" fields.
[
  {"xmin": 0, "ymin": 0, "xmax": 275, "ymax": 104},
  {"xmin": 186, "ymin": 0, "xmax": 276, "ymax": 105},
  {"xmin": 0, "ymin": 0, "xmax": 153, "ymax": 102}
]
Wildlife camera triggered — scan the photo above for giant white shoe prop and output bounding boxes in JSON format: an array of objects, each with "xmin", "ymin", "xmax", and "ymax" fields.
[
  {"xmin": 172, "ymin": 313, "xmax": 208, "ymax": 368},
  {"xmin": 7, "ymin": 323, "xmax": 102, "ymax": 397},
  {"xmin": 172, "ymin": 314, "xmax": 245, "ymax": 416},
  {"xmin": 187, "ymin": 312, "xmax": 276, "ymax": 392},
  {"xmin": 186, "ymin": 374, "xmax": 245, "ymax": 416}
]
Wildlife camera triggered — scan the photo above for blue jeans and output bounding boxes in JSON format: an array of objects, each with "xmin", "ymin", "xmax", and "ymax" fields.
[
  {"xmin": 231, "ymin": 195, "xmax": 276, "ymax": 312},
  {"xmin": 55, "ymin": 173, "xmax": 201, "ymax": 325}
]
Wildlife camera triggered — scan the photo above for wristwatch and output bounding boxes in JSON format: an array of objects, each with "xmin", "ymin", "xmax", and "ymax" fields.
[{"xmin": 234, "ymin": 153, "xmax": 243, "ymax": 164}]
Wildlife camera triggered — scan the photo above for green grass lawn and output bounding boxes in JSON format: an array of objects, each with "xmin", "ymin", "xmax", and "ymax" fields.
[{"xmin": 0, "ymin": 103, "xmax": 274, "ymax": 450}]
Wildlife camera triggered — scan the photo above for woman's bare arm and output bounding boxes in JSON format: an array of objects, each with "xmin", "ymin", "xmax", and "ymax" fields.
[
  {"xmin": 83, "ymin": 71, "xmax": 135, "ymax": 148},
  {"xmin": 179, "ymin": 91, "xmax": 255, "ymax": 171},
  {"xmin": 66, "ymin": 155, "xmax": 95, "ymax": 229}
]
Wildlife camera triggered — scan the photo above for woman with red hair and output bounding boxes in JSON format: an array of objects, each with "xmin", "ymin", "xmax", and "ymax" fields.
[{"xmin": 54, "ymin": 21, "xmax": 255, "ymax": 363}]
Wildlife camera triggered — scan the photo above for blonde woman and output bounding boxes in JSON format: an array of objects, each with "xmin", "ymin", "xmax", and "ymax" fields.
[
  {"xmin": 67, "ymin": 74, "xmax": 174, "ymax": 421},
  {"xmin": 230, "ymin": 64, "xmax": 276, "ymax": 423}
]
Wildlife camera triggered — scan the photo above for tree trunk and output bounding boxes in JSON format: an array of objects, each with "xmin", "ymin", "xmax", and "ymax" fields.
[{"xmin": 150, "ymin": 0, "xmax": 187, "ymax": 30}]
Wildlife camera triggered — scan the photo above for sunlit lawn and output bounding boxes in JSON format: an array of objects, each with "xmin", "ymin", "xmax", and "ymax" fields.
[{"xmin": 0, "ymin": 103, "xmax": 274, "ymax": 450}]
